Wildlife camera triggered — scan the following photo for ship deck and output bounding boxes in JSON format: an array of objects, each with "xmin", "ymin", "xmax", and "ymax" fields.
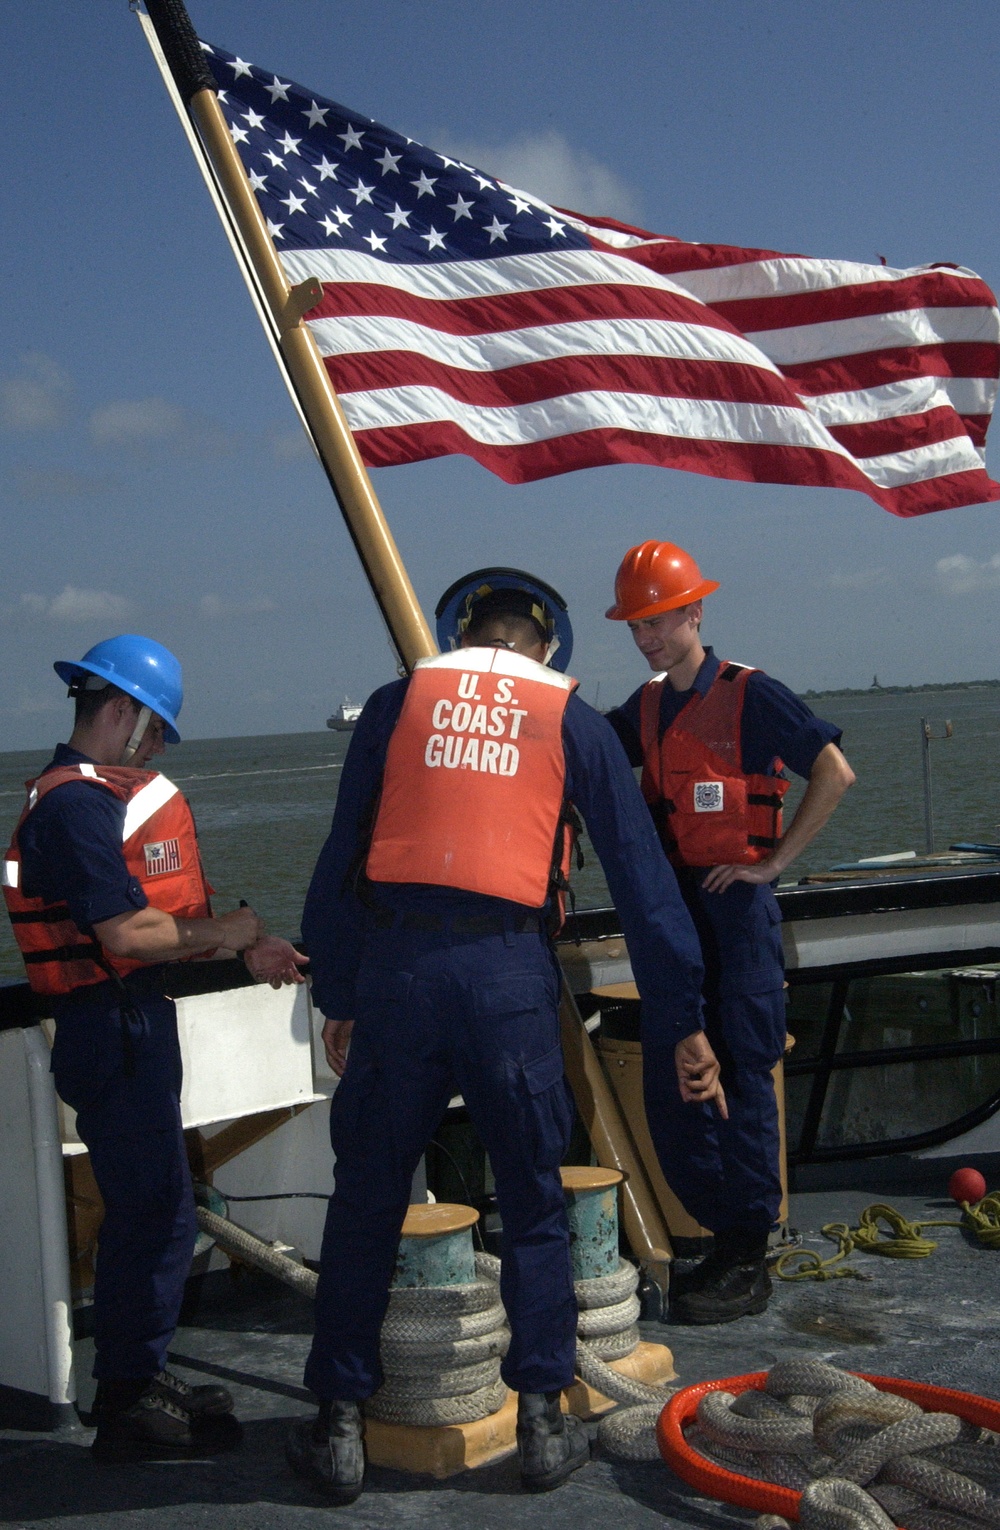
[{"xmin": 4, "ymin": 1172, "xmax": 998, "ymax": 1530}]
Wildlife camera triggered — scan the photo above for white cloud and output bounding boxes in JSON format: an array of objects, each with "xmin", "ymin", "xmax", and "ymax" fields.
[
  {"xmin": 827, "ymin": 568, "xmax": 894, "ymax": 590},
  {"xmin": 89, "ymin": 397, "xmax": 185, "ymax": 446},
  {"xmin": 12, "ymin": 694, "xmax": 63, "ymax": 716},
  {"xmin": 199, "ymin": 594, "xmax": 276, "ymax": 619},
  {"xmin": 432, "ymin": 128, "xmax": 641, "ymax": 222},
  {"xmin": 271, "ymin": 427, "xmax": 314, "ymax": 462},
  {"xmin": 935, "ymin": 553, "xmax": 1000, "ymax": 595},
  {"xmin": 14, "ymin": 586, "xmax": 134, "ymax": 623},
  {"xmin": 15, "ymin": 466, "xmax": 110, "ymax": 500},
  {"xmin": 1, "ymin": 353, "xmax": 73, "ymax": 431},
  {"xmin": 89, "ymin": 397, "xmax": 236, "ymax": 456}
]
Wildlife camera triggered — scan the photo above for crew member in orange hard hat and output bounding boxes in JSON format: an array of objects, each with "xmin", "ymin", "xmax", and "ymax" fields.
[{"xmin": 606, "ymin": 541, "xmax": 855, "ymax": 1324}]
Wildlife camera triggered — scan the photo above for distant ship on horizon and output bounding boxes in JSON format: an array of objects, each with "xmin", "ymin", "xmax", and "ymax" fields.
[{"xmin": 326, "ymin": 699, "xmax": 363, "ymax": 731}]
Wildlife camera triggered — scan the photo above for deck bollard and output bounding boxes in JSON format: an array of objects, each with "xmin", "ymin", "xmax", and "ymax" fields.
[
  {"xmin": 560, "ymin": 1166, "xmax": 624, "ymax": 1279},
  {"xmin": 392, "ymin": 1203, "xmax": 480, "ymax": 1287}
]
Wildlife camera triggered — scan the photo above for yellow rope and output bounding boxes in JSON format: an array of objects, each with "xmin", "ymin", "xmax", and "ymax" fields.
[
  {"xmin": 966, "ymin": 1190, "xmax": 1000, "ymax": 1249},
  {"xmin": 774, "ymin": 1192, "xmax": 1000, "ymax": 1281}
]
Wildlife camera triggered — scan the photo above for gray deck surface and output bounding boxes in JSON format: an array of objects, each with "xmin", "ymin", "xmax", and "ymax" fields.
[{"xmin": 3, "ymin": 1187, "xmax": 998, "ymax": 1530}]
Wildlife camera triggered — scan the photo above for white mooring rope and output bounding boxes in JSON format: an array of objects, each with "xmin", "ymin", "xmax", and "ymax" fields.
[
  {"xmin": 195, "ymin": 1208, "xmax": 676, "ymax": 1441},
  {"xmin": 681, "ymin": 1360, "xmax": 1000, "ymax": 1530}
]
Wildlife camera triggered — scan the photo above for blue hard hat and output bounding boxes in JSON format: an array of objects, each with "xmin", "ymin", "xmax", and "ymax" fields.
[
  {"xmin": 54, "ymin": 635, "xmax": 183, "ymax": 743},
  {"xmin": 435, "ymin": 568, "xmax": 573, "ymax": 672}
]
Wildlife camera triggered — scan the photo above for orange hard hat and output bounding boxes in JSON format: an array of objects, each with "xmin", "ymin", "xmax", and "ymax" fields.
[{"xmin": 605, "ymin": 540, "xmax": 720, "ymax": 621}]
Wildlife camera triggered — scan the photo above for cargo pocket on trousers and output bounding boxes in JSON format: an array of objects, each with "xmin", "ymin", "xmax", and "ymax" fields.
[
  {"xmin": 716, "ymin": 888, "xmax": 785, "ymax": 998},
  {"xmin": 328, "ymin": 1056, "xmax": 383, "ymax": 1159},
  {"xmin": 520, "ymin": 1043, "xmax": 574, "ymax": 1172},
  {"xmin": 50, "ymin": 1018, "xmax": 117, "ymax": 1114}
]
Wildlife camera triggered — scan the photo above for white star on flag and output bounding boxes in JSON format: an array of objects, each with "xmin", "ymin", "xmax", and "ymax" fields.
[{"xmin": 338, "ymin": 124, "xmax": 365, "ymax": 152}]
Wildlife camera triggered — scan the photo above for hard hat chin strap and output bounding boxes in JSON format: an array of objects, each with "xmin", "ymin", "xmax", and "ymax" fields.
[
  {"xmin": 119, "ymin": 706, "xmax": 152, "ymax": 766},
  {"xmin": 543, "ymin": 633, "xmax": 561, "ymax": 667}
]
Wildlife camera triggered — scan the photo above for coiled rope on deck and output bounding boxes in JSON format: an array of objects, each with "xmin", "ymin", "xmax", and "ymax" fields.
[
  {"xmin": 681, "ymin": 1359, "xmax": 1000, "ymax": 1530},
  {"xmin": 367, "ymin": 1252, "xmax": 510, "ymax": 1425},
  {"xmin": 774, "ymin": 1196, "xmax": 1000, "ymax": 1283},
  {"xmin": 572, "ymin": 1257, "xmax": 679, "ymax": 1461},
  {"xmin": 197, "ymin": 1207, "xmax": 675, "ymax": 1437}
]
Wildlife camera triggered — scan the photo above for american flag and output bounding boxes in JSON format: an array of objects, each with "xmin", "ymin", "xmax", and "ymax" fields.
[
  {"xmin": 143, "ymin": 838, "xmax": 182, "ymax": 876},
  {"xmin": 203, "ymin": 43, "xmax": 1000, "ymax": 519}
]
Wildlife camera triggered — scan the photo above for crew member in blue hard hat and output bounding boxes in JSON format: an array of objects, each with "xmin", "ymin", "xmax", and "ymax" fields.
[
  {"xmin": 292, "ymin": 570, "xmax": 721, "ymax": 1503},
  {"xmin": 3, "ymin": 635, "xmax": 307, "ymax": 1460}
]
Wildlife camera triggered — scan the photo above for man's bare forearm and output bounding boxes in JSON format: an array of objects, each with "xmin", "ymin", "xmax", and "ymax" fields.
[
  {"xmin": 767, "ymin": 742, "xmax": 856, "ymax": 876},
  {"xmin": 93, "ymin": 905, "xmax": 263, "ymax": 962},
  {"xmin": 701, "ymin": 743, "xmax": 855, "ymax": 893}
]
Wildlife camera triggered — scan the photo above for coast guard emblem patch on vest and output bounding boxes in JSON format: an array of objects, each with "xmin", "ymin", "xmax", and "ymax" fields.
[
  {"xmin": 144, "ymin": 838, "xmax": 182, "ymax": 875},
  {"xmin": 693, "ymin": 781, "xmax": 724, "ymax": 813}
]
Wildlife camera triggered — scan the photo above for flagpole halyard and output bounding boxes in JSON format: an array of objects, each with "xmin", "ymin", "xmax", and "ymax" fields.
[
  {"xmin": 135, "ymin": 7, "xmax": 316, "ymax": 448},
  {"xmin": 140, "ymin": 0, "xmax": 435, "ymax": 670}
]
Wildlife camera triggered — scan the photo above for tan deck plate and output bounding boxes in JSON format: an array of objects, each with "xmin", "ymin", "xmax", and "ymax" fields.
[
  {"xmin": 560, "ymin": 1165, "xmax": 624, "ymax": 1192},
  {"xmin": 363, "ymin": 1342, "xmax": 676, "ymax": 1477},
  {"xmin": 590, "ymin": 982, "xmax": 641, "ymax": 1001},
  {"xmin": 400, "ymin": 1203, "xmax": 480, "ymax": 1238}
]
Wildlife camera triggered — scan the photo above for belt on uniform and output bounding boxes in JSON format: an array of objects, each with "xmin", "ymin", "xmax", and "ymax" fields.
[{"xmin": 370, "ymin": 908, "xmax": 542, "ymax": 936}]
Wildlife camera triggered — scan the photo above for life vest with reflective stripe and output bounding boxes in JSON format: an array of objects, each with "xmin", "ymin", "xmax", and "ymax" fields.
[
  {"xmin": 366, "ymin": 649, "xmax": 579, "ymax": 915},
  {"xmin": 639, "ymin": 661, "xmax": 789, "ymax": 868},
  {"xmin": 3, "ymin": 764, "xmax": 212, "ymax": 995}
]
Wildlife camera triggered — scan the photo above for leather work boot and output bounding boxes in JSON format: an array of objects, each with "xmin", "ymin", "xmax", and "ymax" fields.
[
  {"xmin": 669, "ymin": 1230, "xmax": 772, "ymax": 1325},
  {"xmin": 286, "ymin": 1400, "xmax": 366, "ymax": 1505},
  {"xmin": 668, "ymin": 1245, "xmax": 720, "ymax": 1301},
  {"xmin": 91, "ymin": 1379, "xmax": 194, "ymax": 1462},
  {"xmin": 153, "ymin": 1367, "xmax": 235, "ymax": 1417},
  {"xmin": 516, "ymin": 1391, "xmax": 590, "ymax": 1492}
]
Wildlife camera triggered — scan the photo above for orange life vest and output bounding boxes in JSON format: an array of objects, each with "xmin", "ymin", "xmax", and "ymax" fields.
[
  {"xmin": 639, "ymin": 661, "xmax": 789, "ymax": 868},
  {"xmin": 366, "ymin": 649, "xmax": 579, "ymax": 915},
  {"xmin": 3, "ymin": 764, "xmax": 212, "ymax": 996}
]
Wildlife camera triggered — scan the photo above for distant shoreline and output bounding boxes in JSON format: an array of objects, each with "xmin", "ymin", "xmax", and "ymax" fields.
[{"xmin": 799, "ymin": 678, "xmax": 1000, "ymax": 700}]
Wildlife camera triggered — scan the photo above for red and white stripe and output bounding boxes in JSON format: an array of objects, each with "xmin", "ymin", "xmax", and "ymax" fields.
[{"xmin": 282, "ymin": 206, "xmax": 1000, "ymax": 518}]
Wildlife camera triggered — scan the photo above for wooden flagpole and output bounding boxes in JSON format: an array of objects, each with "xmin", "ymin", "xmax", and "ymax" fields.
[
  {"xmin": 140, "ymin": 0, "xmax": 435, "ymax": 670},
  {"xmin": 137, "ymin": 0, "xmax": 676, "ymax": 1282}
]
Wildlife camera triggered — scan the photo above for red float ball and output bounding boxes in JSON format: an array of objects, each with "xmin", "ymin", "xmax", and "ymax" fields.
[{"xmin": 948, "ymin": 1167, "xmax": 987, "ymax": 1205}]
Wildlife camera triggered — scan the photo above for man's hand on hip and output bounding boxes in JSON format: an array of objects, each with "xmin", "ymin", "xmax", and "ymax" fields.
[
  {"xmin": 674, "ymin": 1030, "xmax": 728, "ymax": 1118},
  {"xmin": 701, "ymin": 859, "xmax": 778, "ymax": 894}
]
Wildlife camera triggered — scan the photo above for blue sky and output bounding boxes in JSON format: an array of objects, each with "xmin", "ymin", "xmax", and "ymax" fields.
[{"xmin": 2, "ymin": 1, "xmax": 999, "ymax": 748}]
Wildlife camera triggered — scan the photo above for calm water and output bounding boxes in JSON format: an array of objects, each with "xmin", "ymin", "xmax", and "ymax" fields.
[{"xmin": 2, "ymin": 686, "xmax": 999, "ymax": 980}]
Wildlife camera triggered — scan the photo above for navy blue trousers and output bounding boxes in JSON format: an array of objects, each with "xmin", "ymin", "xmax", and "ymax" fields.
[
  {"xmin": 305, "ymin": 924, "xmax": 578, "ymax": 1401},
  {"xmin": 51, "ymin": 971, "xmax": 196, "ymax": 1380},
  {"xmin": 642, "ymin": 879, "xmax": 787, "ymax": 1238}
]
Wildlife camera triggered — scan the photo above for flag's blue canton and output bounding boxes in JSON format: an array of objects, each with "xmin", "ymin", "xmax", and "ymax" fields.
[{"xmin": 203, "ymin": 44, "xmax": 588, "ymax": 265}]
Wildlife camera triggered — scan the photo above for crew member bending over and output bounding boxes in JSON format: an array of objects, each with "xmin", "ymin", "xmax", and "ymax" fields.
[{"xmin": 294, "ymin": 569, "xmax": 720, "ymax": 1502}]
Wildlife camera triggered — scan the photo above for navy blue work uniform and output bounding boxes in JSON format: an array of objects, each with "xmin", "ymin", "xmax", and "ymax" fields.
[
  {"xmin": 608, "ymin": 649, "xmax": 842, "ymax": 1239},
  {"xmin": 17, "ymin": 744, "xmax": 197, "ymax": 1381},
  {"xmin": 301, "ymin": 679, "xmax": 704, "ymax": 1401}
]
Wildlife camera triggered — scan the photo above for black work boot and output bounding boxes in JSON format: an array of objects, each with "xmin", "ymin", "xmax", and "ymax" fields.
[
  {"xmin": 286, "ymin": 1400, "xmax": 366, "ymax": 1504},
  {"xmin": 516, "ymin": 1391, "xmax": 590, "ymax": 1492},
  {"xmin": 670, "ymin": 1229, "xmax": 771, "ymax": 1325},
  {"xmin": 153, "ymin": 1367, "xmax": 235, "ymax": 1417},
  {"xmin": 668, "ymin": 1242, "xmax": 720, "ymax": 1301},
  {"xmin": 91, "ymin": 1378, "xmax": 193, "ymax": 1461}
]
